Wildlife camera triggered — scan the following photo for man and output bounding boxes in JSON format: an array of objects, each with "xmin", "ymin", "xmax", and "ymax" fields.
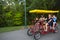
[{"xmin": 39, "ymin": 15, "xmax": 47, "ymax": 31}]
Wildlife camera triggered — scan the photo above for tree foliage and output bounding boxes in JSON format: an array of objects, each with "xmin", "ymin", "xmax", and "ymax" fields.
[{"xmin": 0, "ymin": 0, "xmax": 60, "ymax": 27}]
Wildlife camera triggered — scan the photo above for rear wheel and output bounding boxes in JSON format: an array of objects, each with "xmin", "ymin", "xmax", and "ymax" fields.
[
  {"xmin": 54, "ymin": 26, "xmax": 59, "ymax": 33},
  {"xmin": 34, "ymin": 32, "xmax": 41, "ymax": 40},
  {"xmin": 55, "ymin": 26, "xmax": 58, "ymax": 30},
  {"xmin": 27, "ymin": 29, "xmax": 33, "ymax": 36}
]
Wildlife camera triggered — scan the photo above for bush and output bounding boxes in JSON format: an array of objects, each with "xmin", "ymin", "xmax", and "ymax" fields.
[{"xmin": 13, "ymin": 12, "xmax": 24, "ymax": 26}]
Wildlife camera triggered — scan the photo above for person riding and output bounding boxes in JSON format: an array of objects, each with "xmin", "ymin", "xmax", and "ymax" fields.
[
  {"xmin": 52, "ymin": 15, "xmax": 57, "ymax": 30},
  {"xmin": 35, "ymin": 17, "xmax": 39, "ymax": 23},
  {"xmin": 39, "ymin": 15, "xmax": 47, "ymax": 30},
  {"xmin": 39, "ymin": 15, "xmax": 45, "ymax": 24},
  {"xmin": 45, "ymin": 14, "xmax": 53, "ymax": 31},
  {"xmin": 39, "ymin": 15, "xmax": 45, "ymax": 21}
]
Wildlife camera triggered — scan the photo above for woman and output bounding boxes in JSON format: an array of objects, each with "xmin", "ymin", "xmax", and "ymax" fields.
[{"xmin": 45, "ymin": 14, "xmax": 53, "ymax": 31}]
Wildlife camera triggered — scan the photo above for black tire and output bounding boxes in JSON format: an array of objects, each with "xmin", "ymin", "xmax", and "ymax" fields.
[
  {"xmin": 53, "ymin": 26, "xmax": 59, "ymax": 33},
  {"xmin": 27, "ymin": 29, "xmax": 33, "ymax": 36},
  {"xmin": 55, "ymin": 26, "xmax": 59, "ymax": 30},
  {"xmin": 34, "ymin": 32, "xmax": 41, "ymax": 40}
]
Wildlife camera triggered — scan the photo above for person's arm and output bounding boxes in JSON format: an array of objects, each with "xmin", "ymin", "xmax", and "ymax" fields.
[
  {"xmin": 44, "ymin": 18, "xmax": 47, "ymax": 20},
  {"xmin": 48, "ymin": 19, "xmax": 52, "ymax": 23}
]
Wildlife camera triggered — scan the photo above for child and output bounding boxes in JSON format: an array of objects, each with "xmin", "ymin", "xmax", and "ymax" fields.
[{"xmin": 52, "ymin": 15, "xmax": 57, "ymax": 30}]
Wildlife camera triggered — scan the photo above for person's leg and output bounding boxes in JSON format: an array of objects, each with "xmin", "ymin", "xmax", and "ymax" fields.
[
  {"xmin": 43, "ymin": 22, "xmax": 46, "ymax": 31},
  {"xmin": 53, "ymin": 22, "xmax": 58, "ymax": 32},
  {"xmin": 45, "ymin": 23, "xmax": 48, "ymax": 31},
  {"xmin": 53, "ymin": 22, "xmax": 56, "ymax": 30},
  {"xmin": 43, "ymin": 25, "xmax": 45, "ymax": 31},
  {"xmin": 50, "ymin": 22, "xmax": 53, "ymax": 29}
]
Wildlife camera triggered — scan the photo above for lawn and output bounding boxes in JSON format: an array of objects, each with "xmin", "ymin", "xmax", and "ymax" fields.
[{"xmin": 0, "ymin": 26, "xmax": 25, "ymax": 33}]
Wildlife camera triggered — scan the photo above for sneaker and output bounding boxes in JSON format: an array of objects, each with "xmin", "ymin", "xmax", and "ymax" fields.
[{"xmin": 55, "ymin": 30, "xmax": 58, "ymax": 33}]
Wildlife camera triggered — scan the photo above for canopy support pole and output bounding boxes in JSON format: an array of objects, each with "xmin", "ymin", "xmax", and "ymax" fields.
[{"xmin": 24, "ymin": 0, "xmax": 27, "ymax": 28}]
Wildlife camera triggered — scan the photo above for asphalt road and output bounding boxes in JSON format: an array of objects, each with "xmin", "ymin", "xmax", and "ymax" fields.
[{"xmin": 0, "ymin": 25, "xmax": 60, "ymax": 40}]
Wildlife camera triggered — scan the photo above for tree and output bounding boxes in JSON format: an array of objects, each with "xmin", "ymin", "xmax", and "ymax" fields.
[
  {"xmin": 0, "ymin": 0, "xmax": 24, "ymax": 27},
  {"xmin": 26, "ymin": 0, "xmax": 57, "ymax": 25},
  {"xmin": 26, "ymin": 0, "xmax": 56, "ymax": 10}
]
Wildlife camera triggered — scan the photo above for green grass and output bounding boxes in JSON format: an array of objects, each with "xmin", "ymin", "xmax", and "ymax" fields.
[{"xmin": 0, "ymin": 26, "xmax": 24, "ymax": 33}]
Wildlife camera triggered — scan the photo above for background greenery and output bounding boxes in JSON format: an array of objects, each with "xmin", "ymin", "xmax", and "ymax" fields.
[{"xmin": 0, "ymin": 0, "xmax": 60, "ymax": 27}]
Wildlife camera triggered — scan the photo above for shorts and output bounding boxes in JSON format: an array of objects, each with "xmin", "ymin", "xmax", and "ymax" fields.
[
  {"xmin": 48, "ymin": 22, "xmax": 53, "ymax": 27},
  {"xmin": 53, "ymin": 22, "xmax": 56, "ymax": 25}
]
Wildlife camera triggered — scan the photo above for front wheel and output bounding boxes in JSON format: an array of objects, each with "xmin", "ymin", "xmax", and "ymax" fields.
[{"xmin": 34, "ymin": 32, "xmax": 41, "ymax": 40}]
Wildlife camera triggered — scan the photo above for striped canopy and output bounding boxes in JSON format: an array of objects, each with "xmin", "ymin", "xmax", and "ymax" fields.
[{"xmin": 29, "ymin": 9, "xmax": 59, "ymax": 13}]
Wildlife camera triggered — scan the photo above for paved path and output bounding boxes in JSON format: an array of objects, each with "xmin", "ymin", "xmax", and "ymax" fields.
[{"xmin": 0, "ymin": 25, "xmax": 60, "ymax": 40}]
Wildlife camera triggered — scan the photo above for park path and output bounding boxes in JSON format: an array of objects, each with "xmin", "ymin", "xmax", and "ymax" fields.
[{"xmin": 0, "ymin": 24, "xmax": 60, "ymax": 40}]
